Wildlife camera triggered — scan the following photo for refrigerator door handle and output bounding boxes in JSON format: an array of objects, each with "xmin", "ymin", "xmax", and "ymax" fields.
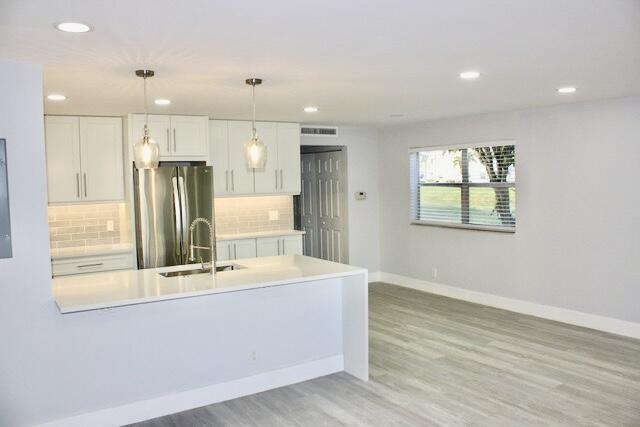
[
  {"xmin": 178, "ymin": 175, "xmax": 189, "ymax": 260},
  {"xmin": 171, "ymin": 176, "xmax": 183, "ymax": 259}
]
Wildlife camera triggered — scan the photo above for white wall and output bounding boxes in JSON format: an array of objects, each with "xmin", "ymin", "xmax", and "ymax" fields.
[
  {"xmin": 302, "ymin": 127, "xmax": 380, "ymax": 272},
  {"xmin": 0, "ymin": 61, "xmax": 345, "ymax": 426},
  {"xmin": 379, "ymin": 96, "xmax": 640, "ymax": 323}
]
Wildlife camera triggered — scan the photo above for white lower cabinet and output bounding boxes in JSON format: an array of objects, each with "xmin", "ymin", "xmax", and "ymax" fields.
[
  {"xmin": 281, "ymin": 235, "xmax": 303, "ymax": 255},
  {"xmin": 218, "ymin": 234, "xmax": 303, "ymax": 261},
  {"xmin": 217, "ymin": 238, "xmax": 257, "ymax": 261},
  {"xmin": 256, "ymin": 235, "xmax": 303, "ymax": 257},
  {"xmin": 256, "ymin": 237, "xmax": 280, "ymax": 257},
  {"xmin": 52, "ymin": 253, "xmax": 134, "ymax": 277}
]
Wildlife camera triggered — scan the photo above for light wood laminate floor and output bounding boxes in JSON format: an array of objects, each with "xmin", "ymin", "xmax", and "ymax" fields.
[{"xmin": 132, "ymin": 282, "xmax": 640, "ymax": 426}]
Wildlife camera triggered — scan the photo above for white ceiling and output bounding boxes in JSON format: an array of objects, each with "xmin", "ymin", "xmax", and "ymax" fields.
[{"xmin": 1, "ymin": 0, "xmax": 639, "ymax": 126}]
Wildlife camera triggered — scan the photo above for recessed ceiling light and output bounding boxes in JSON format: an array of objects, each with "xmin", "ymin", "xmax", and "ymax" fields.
[
  {"xmin": 303, "ymin": 106, "xmax": 319, "ymax": 113},
  {"xmin": 54, "ymin": 22, "xmax": 92, "ymax": 33},
  {"xmin": 557, "ymin": 86, "xmax": 577, "ymax": 94},
  {"xmin": 459, "ymin": 70, "xmax": 481, "ymax": 80},
  {"xmin": 154, "ymin": 99, "xmax": 171, "ymax": 106},
  {"xmin": 47, "ymin": 94, "xmax": 66, "ymax": 101}
]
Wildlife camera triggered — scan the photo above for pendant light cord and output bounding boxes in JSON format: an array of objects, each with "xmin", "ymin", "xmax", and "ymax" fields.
[
  {"xmin": 143, "ymin": 76, "xmax": 148, "ymax": 130},
  {"xmin": 251, "ymin": 83, "xmax": 256, "ymax": 137}
]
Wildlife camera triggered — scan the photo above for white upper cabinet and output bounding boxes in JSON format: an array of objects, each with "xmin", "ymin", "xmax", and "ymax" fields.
[
  {"xmin": 79, "ymin": 117, "xmax": 124, "ymax": 202},
  {"xmin": 254, "ymin": 122, "xmax": 300, "ymax": 194},
  {"xmin": 210, "ymin": 120, "xmax": 300, "ymax": 196},
  {"xmin": 210, "ymin": 120, "xmax": 230, "ymax": 196},
  {"xmin": 45, "ymin": 116, "xmax": 82, "ymax": 203},
  {"xmin": 276, "ymin": 123, "xmax": 302, "ymax": 193},
  {"xmin": 130, "ymin": 114, "xmax": 208, "ymax": 159},
  {"xmin": 170, "ymin": 115, "xmax": 208, "ymax": 157},
  {"xmin": 253, "ymin": 122, "xmax": 279, "ymax": 193},
  {"xmin": 210, "ymin": 120, "xmax": 254, "ymax": 196},
  {"xmin": 227, "ymin": 121, "xmax": 257, "ymax": 194},
  {"xmin": 45, "ymin": 116, "xmax": 124, "ymax": 204}
]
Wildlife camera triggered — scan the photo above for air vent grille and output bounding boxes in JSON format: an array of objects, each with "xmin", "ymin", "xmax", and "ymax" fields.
[{"xmin": 300, "ymin": 126, "xmax": 338, "ymax": 137}]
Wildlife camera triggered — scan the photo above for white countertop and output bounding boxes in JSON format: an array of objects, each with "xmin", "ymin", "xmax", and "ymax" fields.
[
  {"xmin": 52, "ymin": 255, "xmax": 367, "ymax": 314},
  {"xmin": 50, "ymin": 243, "xmax": 134, "ymax": 260},
  {"xmin": 216, "ymin": 229, "xmax": 305, "ymax": 241}
]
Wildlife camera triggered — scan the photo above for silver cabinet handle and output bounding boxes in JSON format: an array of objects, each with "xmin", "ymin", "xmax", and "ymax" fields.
[
  {"xmin": 77, "ymin": 263, "xmax": 103, "ymax": 268},
  {"xmin": 225, "ymin": 170, "xmax": 229, "ymax": 192},
  {"xmin": 275, "ymin": 170, "xmax": 278, "ymax": 189},
  {"xmin": 280, "ymin": 169, "xmax": 283, "ymax": 190},
  {"xmin": 166, "ymin": 128, "xmax": 170, "ymax": 152},
  {"xmin": 277, "ymin": 239, "xmax": 280, "ymax": 255},
  {"xmin": 83, "ymin": 173, "xmax": 87, "ymax": 197},
  {"xmin": 282, "ymin": 238, "xmax": 285, "ymax": 254},
  {"xmin": 173, "ymin": 128, "xmax": 177, "ymax": 152},
  {"xmin": 228, "ymin": 244, "xmax": 231, "ymax": 260},
  {"xmin": 76, "ymin": 173, "xmax": 80, "ymax": 198},
  {"xmin": 231, "ymin": 170, "xmax": 234, "ymax": 191},
  {"xmin": 233, "ymin": 243, "xmax": 237, "ymax": 259}
]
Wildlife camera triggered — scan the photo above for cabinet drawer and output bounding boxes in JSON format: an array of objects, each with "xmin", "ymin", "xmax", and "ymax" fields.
[{"xmin": 52, "ymin": 253, "xmax": 134, "ymax": 277}]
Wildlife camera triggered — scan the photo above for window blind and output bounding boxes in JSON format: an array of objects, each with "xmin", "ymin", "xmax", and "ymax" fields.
[{"xmin": 409, "ymin": 143, "xmax": 516, "ymax": 232}]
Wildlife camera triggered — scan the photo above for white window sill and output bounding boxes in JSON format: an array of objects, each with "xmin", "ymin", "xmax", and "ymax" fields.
[{"xmin": 411, "ymin": 220, "xmax": 515, "ymax": 233}]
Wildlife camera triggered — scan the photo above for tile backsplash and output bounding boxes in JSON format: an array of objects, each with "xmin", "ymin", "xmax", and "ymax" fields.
[
  {"xmin": 48, "ymin": 203, "xmax": 130, "ymax": 249},
  {"xmin": 48, "ymin": 197, "xmax": 294, "ymax": 249},
  {"xmin": 214, "ymin": 196, "xmax": 294, "ymax": 236}
]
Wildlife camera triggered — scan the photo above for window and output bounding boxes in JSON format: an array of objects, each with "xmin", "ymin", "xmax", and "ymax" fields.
[{"xmin": 409, "ymin": 142, "xmax": 516, "ymax": 232}]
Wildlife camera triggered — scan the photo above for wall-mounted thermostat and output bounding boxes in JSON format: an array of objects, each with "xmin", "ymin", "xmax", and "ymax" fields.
[{"xmin": 354, "ymin": 191, "xmax": 367, "ymax": 201}]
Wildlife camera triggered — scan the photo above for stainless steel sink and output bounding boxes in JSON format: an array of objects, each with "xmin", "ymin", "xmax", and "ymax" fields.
[{"xmin": 159, "ymin": 263, "xmax": 245, "ymax": 278}]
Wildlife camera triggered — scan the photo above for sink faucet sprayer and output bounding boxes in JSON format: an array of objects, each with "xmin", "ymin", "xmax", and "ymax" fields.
[{"xmin": 189, "ymin": 217, "xmax": 216, "ymax": 274}]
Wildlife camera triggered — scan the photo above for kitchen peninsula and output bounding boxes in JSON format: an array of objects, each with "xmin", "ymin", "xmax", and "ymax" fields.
[{"xmin": 49, "ymin": 254, "xmax": 368, "ymax": 422}]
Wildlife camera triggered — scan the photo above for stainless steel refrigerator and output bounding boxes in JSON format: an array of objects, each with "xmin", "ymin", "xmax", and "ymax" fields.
[{"xmin": 134, "ymin": 165, "xmax": 214, "ymax": 269}]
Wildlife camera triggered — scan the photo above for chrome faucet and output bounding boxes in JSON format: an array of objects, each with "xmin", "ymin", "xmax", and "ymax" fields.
[{"xmin": 188, "ymin": 217, "xmax": 216, "ymax": 274}]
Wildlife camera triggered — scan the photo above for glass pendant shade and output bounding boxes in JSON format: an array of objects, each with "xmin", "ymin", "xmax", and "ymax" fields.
[
  {"xmin": 134, "ymin": 126, "xmax": 160, "ymax": 169},
  {"xmin": 245, "ymin": 135, "xmax": 266, "ymax": 169}
]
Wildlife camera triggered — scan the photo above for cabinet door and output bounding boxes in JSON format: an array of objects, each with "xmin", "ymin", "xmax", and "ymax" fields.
[
  {"xmin": 79, "ymin": 117, "xmax": 124, "ymax": 201},
  {"xmin": 233, "ymin": 239, "xmax": 257, "ymax": 260},
  {"xmin": 227, "ymin": 121, "xmax": 255, "ymax": 194},
  {"xmin": 253, "ymin": 122, "xmax": 279, "ymax": 193},
  {"xmin": 282, "ymin": 235, "xmax": 303, "ymax": 255},
  {"xmin": 131, "ymin": 114, "xmax": 172, "ymax": 156},
  {"xmin": 210, "ymin": 120, "xmax": 230, "ymax": 196},
  {"xmin": 256, "ymin": 236, "xmax": 280, "ymax": 257},
  {"xmin": 276, "ymin": 123, "xmax": 301, "ymax": 193},
  {"xmin": 45, "ymin": 116, "xmax": 81, "ymax": 203},
  {"xmin": 170, "ymin": 115, "xmax": 208, "ymax": 157},
  {"xmin": 216, "ymin": 240, "xmax": 232, "ymax": 262}
]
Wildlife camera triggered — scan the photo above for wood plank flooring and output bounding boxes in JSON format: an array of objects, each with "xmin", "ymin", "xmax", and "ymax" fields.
[{"xmin": 131, "ymin": 282, "xmax": 640, "ymax": 426}]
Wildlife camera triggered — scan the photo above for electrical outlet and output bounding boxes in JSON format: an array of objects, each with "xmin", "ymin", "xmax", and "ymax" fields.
[
  {"xmin": 432, "ymin": 268, "xmax": 438, "ymax": 279},
  {"xmin": 268, "ymin": 210, "xmax": 279, "ymax": 221},
  {"xmin": 106, "ymin": 220, "xmax": 114, "ymax": 232}
]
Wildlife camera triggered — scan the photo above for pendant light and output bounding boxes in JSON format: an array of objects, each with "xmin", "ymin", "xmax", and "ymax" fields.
[
  {"xmin": 244, "ymin": 78, "xmax": 266, "ymax": 169},
  {"xmin": 133, "ymin": 69, "xmax": 160, "ymax": 169}
]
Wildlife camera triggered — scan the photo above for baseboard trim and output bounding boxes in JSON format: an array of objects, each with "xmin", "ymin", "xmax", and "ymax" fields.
[
  {"xmin": 39, "ymin": 355, "xmax": 344, "ymax": 427},
  {"xmin": 377, "ymin": 272, "xmax": 640, "ymax": 340},
  {"xmin": 368, "ymin": 271, "xmax": 381, "ymax": 282}
]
